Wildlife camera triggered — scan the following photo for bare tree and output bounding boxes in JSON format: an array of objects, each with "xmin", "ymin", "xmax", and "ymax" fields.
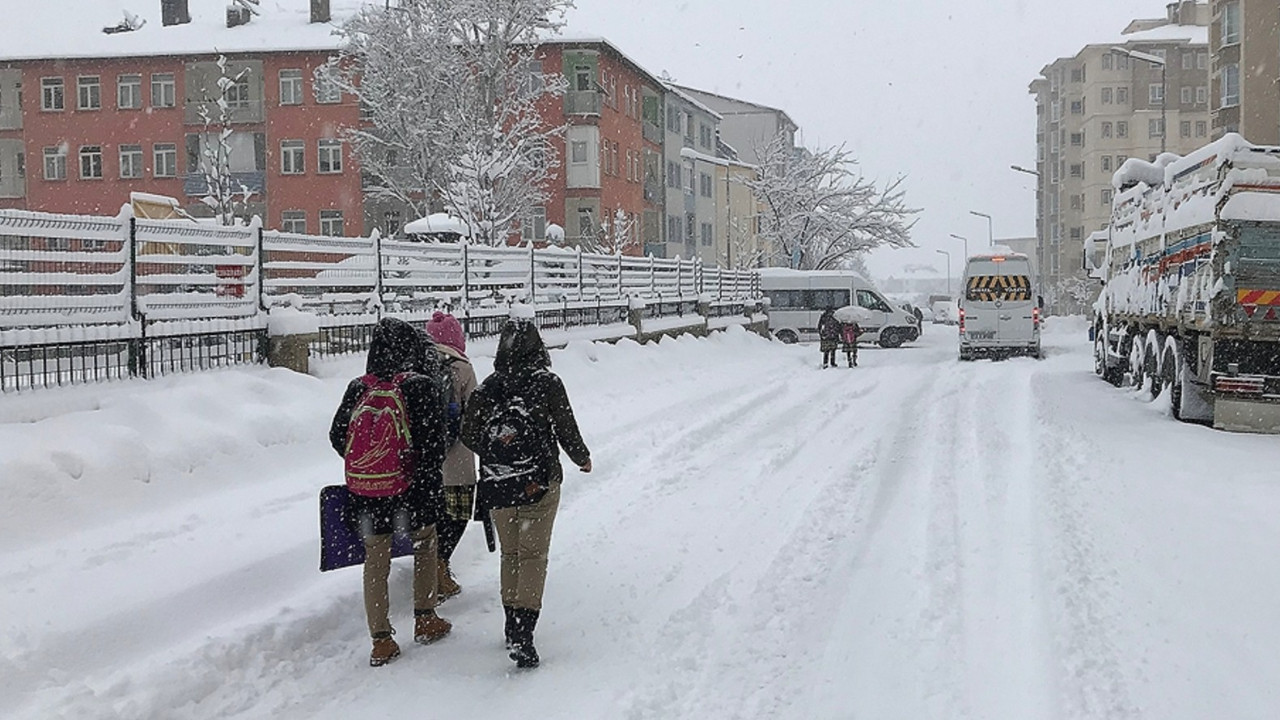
[
  {"xmin": 331, "ymin": 0, "xmax": 571, "ymax": 245},
  {"xmin": 195, "ymin": 56, "xmax": 254, "ymax": 226},
  {"xmin": 585, "ymin": 208, "xmax": 639, "ymax": 255},
  {"xmin": 744, "ymin": 133, "xmax": 918, "ymax": 270}
]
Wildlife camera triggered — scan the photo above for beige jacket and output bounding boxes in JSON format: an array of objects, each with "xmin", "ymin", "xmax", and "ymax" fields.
[{"xmin": 438, "ymin": 344, "xmax": 478, "ymax": 486}]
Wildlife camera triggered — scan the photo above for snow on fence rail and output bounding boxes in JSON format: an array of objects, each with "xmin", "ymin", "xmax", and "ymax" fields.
[{"xmin": 1, "ymin": 208, "xmax": 760, "ymax": 391}]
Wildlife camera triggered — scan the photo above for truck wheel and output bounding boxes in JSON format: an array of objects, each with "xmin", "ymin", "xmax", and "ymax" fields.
[
  {"xmin": 1145, "ymin": 340, "xmax": 1163, "ymax": 400},
  {"xmin": 1093, "ymin": 334, "xmax": 1106, "ymax": 377},
  {"xmin": 879, "ymin": 329, "xmax": 904, "ymax": 348}
]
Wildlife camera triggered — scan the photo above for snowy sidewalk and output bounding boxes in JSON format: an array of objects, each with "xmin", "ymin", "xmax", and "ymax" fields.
[{"xmin": 2, "ymin": 323, "xmax": 1280, "ymax": 719}]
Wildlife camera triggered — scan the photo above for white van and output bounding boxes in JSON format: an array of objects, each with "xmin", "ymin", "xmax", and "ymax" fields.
[
  {"xmin": 760, "ymin": 268, "xmax": 921, "ymax": 348},
  {"xmin": 958, "ymin": 250, "xmax": 1042, "ymax": 360}
]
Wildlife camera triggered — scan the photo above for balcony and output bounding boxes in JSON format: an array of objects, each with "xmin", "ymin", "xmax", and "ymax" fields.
[
  {"xmin": 643, "ymin": 121, "xmax": 663, "ymax": 145},
  {"xmin": 564, "ymin": 91, "xmax": 601, "ymax": 116},
  {"xmin": 184, "ymin": 171, "xmax": 266, "ymax": 197}
]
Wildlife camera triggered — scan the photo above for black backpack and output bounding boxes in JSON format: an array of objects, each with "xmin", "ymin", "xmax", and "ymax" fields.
[{"xmin": 475, "ymin": 375, "xmax": 552, "ymax": 512}]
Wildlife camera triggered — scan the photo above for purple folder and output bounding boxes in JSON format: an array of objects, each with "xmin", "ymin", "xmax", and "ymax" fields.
[{"xmin": 319, "ymin": 485, "xmax": 414, "ymax": 572}]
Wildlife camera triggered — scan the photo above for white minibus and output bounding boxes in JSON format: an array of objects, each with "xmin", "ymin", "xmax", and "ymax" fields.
[
  {"xmin": 759, "ymin": 269, "xmax": 920, "ymax": 348},
  {"xmin": 958, "ymin": 251, "xmax": 1042, "ymax": 360}
]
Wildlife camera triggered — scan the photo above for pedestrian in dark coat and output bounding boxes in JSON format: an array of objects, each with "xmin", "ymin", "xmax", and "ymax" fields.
[
  {"xmin": 460, "ymin": 311, "xmax": 592, "ymax": 669},
  {"xmin": 818, "ymin": 307, "xmax": 841, "ymax": 368},
  {"xmin": 329, "ymin": 317, "xmax": 452, "ymax": 666}
]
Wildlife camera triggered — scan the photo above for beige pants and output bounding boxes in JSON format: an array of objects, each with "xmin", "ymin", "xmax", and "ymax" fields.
[
  {"xmin": 492, "ymin": 482, "xmax": 561, "ymax": 611},
  {"xmin": 363, "ymin": 525, "xmax": 439, "ymax": 638}
]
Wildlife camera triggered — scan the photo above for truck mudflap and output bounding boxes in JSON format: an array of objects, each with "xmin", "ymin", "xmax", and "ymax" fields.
[{"xmin": 1214, "ymin": 397, "xmax": 1280, "ymax": 433}]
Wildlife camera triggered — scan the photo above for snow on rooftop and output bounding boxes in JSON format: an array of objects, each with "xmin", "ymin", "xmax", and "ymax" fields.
[
  {"xmin": 0, "ymin": 0, "xmax": 365, "ymax": 61},
  {"xmin": 1115, "ymin": 22, "xmax": 1208, "ymax": 46}
]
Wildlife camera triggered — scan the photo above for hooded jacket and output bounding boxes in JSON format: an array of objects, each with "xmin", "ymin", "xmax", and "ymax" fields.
[
  {"xmin": 436, "ymin": 342, "xmax": 478, "ymax": 487},
  {"xmin": 461, "ymin": 318, "xmax": 590, "ymax": 487},
  {"xmin": 329, "ymin": 318, "xmax": 449, "ymax": 494}
]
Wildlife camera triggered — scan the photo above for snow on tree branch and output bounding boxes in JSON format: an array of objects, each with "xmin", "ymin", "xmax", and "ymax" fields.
[
  {"xmin": 743, "ymin": 133, "xmax": 919, "ymax": 270},
  {"xmin": 196, "ymin": 55, "xmax": 254, "ymax": 226},
  {"xmin": 330, "ymin": 0, "xmax": 573, "ymax": 245}
]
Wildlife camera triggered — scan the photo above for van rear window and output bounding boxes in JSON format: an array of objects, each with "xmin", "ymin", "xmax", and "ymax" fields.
[{"xmin": 966, "ymin": 275, "xmax": 1031, "ymax": 302}]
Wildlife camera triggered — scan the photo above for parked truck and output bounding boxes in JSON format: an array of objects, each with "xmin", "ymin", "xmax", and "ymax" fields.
[{"xmin": 1091, "ymin": 133, "xmax": 1280, "ymax": 432}]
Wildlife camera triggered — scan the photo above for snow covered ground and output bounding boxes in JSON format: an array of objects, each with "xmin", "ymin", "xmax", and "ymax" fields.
[{"xmin": 3, "ymin": 320, "xmax": 1280, "ymax": 719}]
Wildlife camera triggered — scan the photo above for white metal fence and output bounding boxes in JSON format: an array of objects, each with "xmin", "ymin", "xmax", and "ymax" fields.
[{"xmin": 0, "ymin": 208, "xmax": 760, "ymax": 390}]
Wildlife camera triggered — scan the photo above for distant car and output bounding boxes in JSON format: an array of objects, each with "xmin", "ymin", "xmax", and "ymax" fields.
[{"xmin": 931, "ymin": 299, "xmax": 958, "ymax": 325}]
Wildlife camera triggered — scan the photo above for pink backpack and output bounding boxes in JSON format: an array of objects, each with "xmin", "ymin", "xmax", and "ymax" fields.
[
  {"xmin": 344, "ymin": 373, "xmax": 415, "ymax": 497},
  {"xmin": 841, "ymin": 324, "xmax": 859, "ymax": 344}
]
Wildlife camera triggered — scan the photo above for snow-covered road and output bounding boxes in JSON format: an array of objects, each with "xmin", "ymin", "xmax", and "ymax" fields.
[{"xmin": 3, "ymin": 321, "xmax": 1279, "ymax": 719}]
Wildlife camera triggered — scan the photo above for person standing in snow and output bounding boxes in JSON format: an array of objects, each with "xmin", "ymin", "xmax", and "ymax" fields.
[
  {"xmin": 423, "ymin": 311, "xmax": 477, "ymax": 601},
  {"xmin": 461, "ymin": 309, "xmax": 592, "ymax": 669},
  {"xmin": 329, "ymin": 317, "xmax": 452, "ymax": 667},
  {"xmin": 818, "ymin": 307, "xmax": 841, "ymax": 368},
  {"xmin": 841, "ymin": 320, "xmax": 861, "ymax": 367}
]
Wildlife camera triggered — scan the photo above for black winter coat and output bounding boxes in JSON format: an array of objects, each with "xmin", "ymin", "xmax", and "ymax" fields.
[{"xmin": 329, "ymin": 318, "xmax": 449, "ymax": 532}]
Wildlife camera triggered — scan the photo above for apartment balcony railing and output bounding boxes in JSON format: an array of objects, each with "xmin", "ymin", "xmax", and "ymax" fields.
[
  {"xmin": 183, "ymin": 171, "xmax": 266, "ymax": 197},
  {"xmin": 642, "ymin": 121, "xmax": 663, "ymax": 144},
  {"xmin": 564, "ymin": 91, "xmax": 602, "ymax": 116}
]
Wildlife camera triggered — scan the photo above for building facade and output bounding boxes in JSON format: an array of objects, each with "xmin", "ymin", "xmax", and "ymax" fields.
[
  {"xmin": 659, "ymin": 85, "xmax": 721, "ymax": 261},
  {"xmin": 674, "ymin": 85, "xmax": 797, "ymax": 166},
  {"xmin": 1030, "ymin": 2, "xmax": 1210, "ymax": 312},
  {"xmin": 1209, "ymin": 0, "xmax": 1280, "ymax": 143}
]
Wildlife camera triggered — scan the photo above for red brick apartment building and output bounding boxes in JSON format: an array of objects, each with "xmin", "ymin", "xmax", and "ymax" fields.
[{"xmin": 0, "ymin": 3, "xmax": 667, "ymax": 256}]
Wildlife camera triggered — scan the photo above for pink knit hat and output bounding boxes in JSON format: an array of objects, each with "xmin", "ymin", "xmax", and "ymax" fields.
[{"xmin": 425, "ymin": 311, "xmax": 466, "ymax": 356}]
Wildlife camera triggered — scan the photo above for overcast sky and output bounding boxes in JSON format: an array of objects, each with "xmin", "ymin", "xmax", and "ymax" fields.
[{"xmin": 564, "ymin": 0, "xmax": 1174, "ymax": 279}]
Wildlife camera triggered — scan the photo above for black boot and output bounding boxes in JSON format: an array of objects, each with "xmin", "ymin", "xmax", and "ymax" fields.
[
  {"xmin": 509, "ymin": 608, "xmax": 540, "ymax": 668},
  {"xmin": 503, "ymin": 605, "xmax": 517, "ymax": 650}
]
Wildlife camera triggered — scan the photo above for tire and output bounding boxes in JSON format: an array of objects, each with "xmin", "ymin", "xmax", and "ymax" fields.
[
  {"xmin": 1145, "ymin": 338, "xmax": 1163, "ymax": 400},
  {"xmin": 1093, "ymin": 333, "xmax": 1106, "ymax": 377},
  {"xmin": 776, "ymin": 329, "xmax": 798, "ymax": 344},
  {"xmin": 879, "ymin": 328, "xmax": 904, "ymax": 349},
  {"xmin": 905, "ymin": 327, "xmax": 920, "ymax": 342}
]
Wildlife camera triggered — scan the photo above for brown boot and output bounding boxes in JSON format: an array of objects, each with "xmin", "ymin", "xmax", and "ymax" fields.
[
  {"xmin": 437, "ymin": 560, "xmax": 461, "ymax": 600},
  {"xmin": 414, "ymin": 609, "xmax": 452, "ymax": 644},
  {"xmin": 370, "ymin": 633, "xmax": 400, "ymax": 667}
]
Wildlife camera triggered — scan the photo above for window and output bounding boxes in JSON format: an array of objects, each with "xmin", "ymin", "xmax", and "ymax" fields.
[
  {"xmin": 1180, "ymin": 120, "xmax": 1191, "ymax": 138},
  {"xmin": 319, "ymin": 209, "xmax": 344, "ymax": 236},
  {"xmin": 225, "ymin": 76, "xmax": 251, "ymax": 109},
  {"xmin": 685, "ymin": 213, "xmax": 695, "ymax": 242},
  {"xmin": 1102, "ymin": 188, "xmax": 1113, "ymax": 206},
  {"xmin": 522, "ymin": 205, "xmax": 547, "ymax": 242},
  {"xmin": 1070, "ymin": 100, "xmax": 1083, "ymax": 114},
  {"xmin": 281, "ymin": 210, "xmax": 306, "ymax": 234},
  {"xmin": 685, "ymin": 114, "xmax": 694, "ymax": 140},
  {"xmin": 1196, "ymin": 121, "xmax": 1208, "ymax": 137},
  {"xmin": 1070, "ymin": 68, "xmax": 1083, "ymax": 83},
  {"xmin": 77, "ymin": 76, "xmax": 101, "ymax": 110},
  {"xmin": 1117, "ymin": 121, "xmax": 1129, "ymax": 138},
  {"xmin": 1197, "ymin": 53, "xmax": 1208, "ymax": 70},
  {"xmin": 279, "ymin": 69, "xmax": 303, "ymax": 105},
  {"xmin": 1070, "ymin": 227, "xmax": 1083, "ymax": 242},
  {"xmin": 667, "ymin": 107, "xmax": 681, "ymax": 133},
  {"xmin": 855, "ymin": 289, "xmax": 891, "ymax": 313},
  {"xmin": 153, "ymin": 143, "xmax": 177, "ymax": 177},
  {"xmin": 280, "ymin": 140, "xmax": 305, "ymax": 174},
  {"xmin": 151, "ymin": 73, "xmax": 175, "ymax": 108},
  {"xmin": 41, "ymin": 77, "xmax": 64, "ymax": 111},
  {"xmin": 314, "ymin": 69, "xmax": 341, "ymax": 104},
  {"xmin": 318, "ymin": 139, "xmax": 343, "ymax": 174},
  {"xmin": 1182, "ymin": 52, "xmax": 1194, "ymax": 70},
  {"xmin": 78, "ymin": 145, "xmax": 103, "ymax": 179},
  {"xmin": 699, "ymin": 172, "xmax": 712, "ymax": 198},
  {"xmin": 1117, "ymin": 87, "xmax": 1128, "ymax": 104},
  {"xmin": 42, "ymin": 146, "xmax": 66, "ymax": 180},
  {"xmin": 1070, "ymin": 132, "xmax": 1083, "ymax": 146},
  {"xmin": 570, "ymin": 140, "xmax": 587, "ymax": 164},
  {"xmin": 573, "ymin": 65, "xmax": 592, "ymax": 92},
  {"xmin": 1116, "ymin": 54, "xmax": 1129, "ymax": 70},
  {"xmin": 1101, "ymin": 121, "xmax": 1113, "ymax": 138},
  {"xmin": 1222, "ymin": 1, "xmax": 1241, "ymax": 45},
  {"xmin": 666, "ymin": 160, "xmax": 680, "ymax": 188},
  {"xmin": 119, "ymin": 144, "xmax": 142, "ymax": 178},
  {"xmin": 1070, "ymin": 194, "xmax": 1082, "ymax": 210},
  {"xmin": 1181, "ymin": 87, "xmax": 1192, "ymax": 105},
  {"xmin": 667, "ymin": 215, "xmax": 681, "ymax": 244},
  {"xmin": 1102, "ymin": 87, "xmax": 1113, "ymax": 104},
  {"xmin": 117, "ymin": 74, "xmax": 142, "ymax": 109},
  {"xmin": 1196, "ymin": 86, "xmax": 1207, "ymax": 105},
  {"xmin": 1069, "ymin": 163, "xmax": 1082, "ymax": 178},
  {"xmin": 1102, "ymin": 155, "xmax": 1112, "ymax": 172},
  {"xmin": 1149, "ymin": 83, "xmax": 1163, "ymax": 105},
  {"xmin": 700, "ymin": 222, "xmax": 713, "ymax": 247},
  {"xmin": 1148, "ymin": 118, "xmax": 1164, "ymax": 138},
  {"xmin": 1102, "ymin": 54, "xmax": 1113, "ymax": 70},
  {"xmin": 1222, "ymin": 63, "xmax": 1240, "ymax": 107}
]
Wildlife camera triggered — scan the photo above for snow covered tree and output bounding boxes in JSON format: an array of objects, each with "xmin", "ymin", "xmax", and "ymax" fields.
[
  {"xmin": 586, "ymin": 208, "xmax": 638, "ymax": 255},
  {"xmin": 744, "ymin": 133, "xmax": 917, "ymax": 270},
  {"xmin": 195, "ymin": 56, "xmax": 254, "ymax": 226},
  {"xmin": 330, "ymin": 0, "xmax": 571, "ymax": 245}
]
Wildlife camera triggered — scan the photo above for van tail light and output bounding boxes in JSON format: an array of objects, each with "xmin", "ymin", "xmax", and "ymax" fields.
[
  {"xmin": 1033, "ymin": 307, "xmax": 1041, "ymax": 327},
  {"xmin": 958, "ymin": 308, "xmax": 966, "ymax": 333},
  {"xmin": 1214, "ymin": 375, "xmax": 1266, "ymax": 395}
]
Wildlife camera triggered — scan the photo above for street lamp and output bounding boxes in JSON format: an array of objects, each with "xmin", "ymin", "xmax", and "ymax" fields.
[
  {"xmin": 1010, "ymin": 164, "xmax": 1044, "ymax": 293},
  {"xmin": 1112, "ymin": 46, "xmax": 1166, "ymax": 155},
  {"xmin": 1010, "ymin": 164, "xmax": 1039, "ymax": 178},
  {"xmin": 936, "ymin": 249, "xmax": 951, "ymax": 297},
  {"xmin": 948, "ymin": 233, "xmax": 969, "ymax": 260},
  {"xmin": 969, "ymin": 210, "xmax": 993, "ymax": 248}
]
